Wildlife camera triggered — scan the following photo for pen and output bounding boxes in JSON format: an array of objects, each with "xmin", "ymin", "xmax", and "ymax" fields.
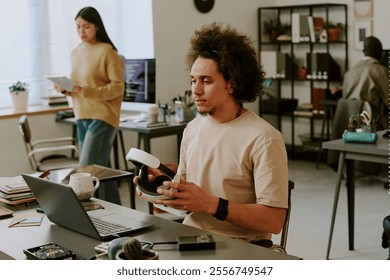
[{"xmin": 39, "ymin": 170, "xmax": 51, "ymax": 179}]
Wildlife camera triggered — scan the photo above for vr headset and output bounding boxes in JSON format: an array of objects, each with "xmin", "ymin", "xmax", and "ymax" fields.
[{"xmin": 126, "ymin": 148, "xmax": 178, "ymax": 200}]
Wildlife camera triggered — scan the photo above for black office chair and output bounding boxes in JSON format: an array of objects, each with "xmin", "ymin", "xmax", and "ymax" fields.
[
  {"xmin": 252, "ymin": 180, "xmax": 294, "ymax": 253},
  {"xmin": 272, "ymin": 180, "xmax": 294, "ymax": 253},
  {"xmin": 382, "ymin": 215, "xmax": 390, "ymax": 260},
  {"xmin": 18, "ymin": 115, "xmax": 80, "ymax": 171}
]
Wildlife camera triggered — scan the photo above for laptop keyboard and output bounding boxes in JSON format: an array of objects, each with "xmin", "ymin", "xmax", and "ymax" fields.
[{"xmin": 90, "ymin": 216, "xmax": 131, "ymax": 236}]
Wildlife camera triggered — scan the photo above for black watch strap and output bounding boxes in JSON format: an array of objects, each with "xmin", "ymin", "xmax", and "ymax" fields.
[{"xmin": 213, "ymin": 197, "xmax": 229, "ymax": 221}]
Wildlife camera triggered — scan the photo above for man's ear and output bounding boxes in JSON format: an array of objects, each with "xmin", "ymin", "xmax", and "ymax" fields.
[{"xmin": 227, "ymin": 82, "xmax": 234, "ymax": 94}]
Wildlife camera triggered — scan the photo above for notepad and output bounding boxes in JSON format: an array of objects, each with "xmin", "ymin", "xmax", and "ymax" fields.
[
  {"xmin": 47, "ymin": 76, "xmax": 77, "ymax": 92},
  {"xmin": 0, "ymin": 205, "xmax": 13, "ymax": 219}
]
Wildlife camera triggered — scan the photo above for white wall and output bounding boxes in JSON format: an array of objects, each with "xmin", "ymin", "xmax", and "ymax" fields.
[{"xmin": 1, "ymin": 0, "xmax": 389, "ymax": 176}]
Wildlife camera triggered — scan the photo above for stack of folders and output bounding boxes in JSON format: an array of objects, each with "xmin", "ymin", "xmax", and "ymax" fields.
[{"xmin": 0, "ymin": 176, "xmax": 35, "ymax": 205}]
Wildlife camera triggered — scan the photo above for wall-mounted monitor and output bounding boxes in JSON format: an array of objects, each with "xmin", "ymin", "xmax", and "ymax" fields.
[{"xmin": 121, "ymin": 58, "xmax": 156, "ymax": 112}]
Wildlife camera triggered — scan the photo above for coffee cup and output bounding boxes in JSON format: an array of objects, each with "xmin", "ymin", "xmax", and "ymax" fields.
[
  {"xmin": 69, "ymin": 172, "xmax": 100, "ymax": 201},
  {"xmin": 148, "ymin": 104, "xmax": 159, "ymax": 124}
]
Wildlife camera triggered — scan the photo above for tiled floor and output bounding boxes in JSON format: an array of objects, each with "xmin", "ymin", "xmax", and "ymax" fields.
[{"xmin": 119, "ymin": 159, "xmax": 389, "ymax": 260}]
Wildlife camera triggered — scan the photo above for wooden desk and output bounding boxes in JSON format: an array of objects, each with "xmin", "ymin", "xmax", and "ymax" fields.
[
  {"xmin": 322, "ymin": 131, "xmax": 388, "ymax": 259},
  {"xmin": 0, "ymin": 199, "xmax": 301, "ymax": 260}
]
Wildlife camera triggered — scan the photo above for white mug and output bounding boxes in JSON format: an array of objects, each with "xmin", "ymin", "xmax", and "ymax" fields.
[{"xmin": 69, "ymin": 173, "xmax": 100, "ymax": 200}]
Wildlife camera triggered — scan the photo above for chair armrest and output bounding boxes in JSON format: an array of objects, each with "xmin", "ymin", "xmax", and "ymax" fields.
[
  {"xmin": 32, "ymin": 137, "xmax": 77, "ymax": 147},
  {"xmin": 28, "ymin": 145, "xmax": 79, "ymax": 158}
]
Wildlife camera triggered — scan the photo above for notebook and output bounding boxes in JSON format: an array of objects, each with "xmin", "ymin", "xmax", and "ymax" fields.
[{"xmin": 21, "ymin": 174, "xmax": 153, "ymax": 240}]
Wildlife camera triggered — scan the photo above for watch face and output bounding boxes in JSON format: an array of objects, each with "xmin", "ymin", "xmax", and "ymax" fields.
[{"xmin": 194, "ymin": 0, "xmax": 215, "ymax": 13}]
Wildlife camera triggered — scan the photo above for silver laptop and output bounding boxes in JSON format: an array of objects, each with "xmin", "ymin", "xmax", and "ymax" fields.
[{"xmin": 22, "ymin": 174, "xmax": 153, "ymax": 240}]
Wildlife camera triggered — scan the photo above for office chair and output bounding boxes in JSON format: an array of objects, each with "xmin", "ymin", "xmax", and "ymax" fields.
[
  {"xmin": 252, "ymin": 180, "xmax": 294, "ymax": 253},
  {"xmin": 271, "ymin": 180, "xmax": 294, "ymax": 253},
  {"xmin": 327, "ymin": 98, "xmax": 365, "ymax": 169},
  {"xmin": 18, "ymin": 115, "xmax": 80, "ymax": 172}
]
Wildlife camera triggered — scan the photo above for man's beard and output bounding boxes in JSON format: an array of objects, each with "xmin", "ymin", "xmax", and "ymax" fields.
[{"xmin": 197, "ymin": 107, "xmax": 216, "ymax": 116}]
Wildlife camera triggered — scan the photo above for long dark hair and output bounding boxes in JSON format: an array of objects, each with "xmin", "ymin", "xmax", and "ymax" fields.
[{"xmin": 75, "ymin": 6, "xmax": 118, "ymax": 52}]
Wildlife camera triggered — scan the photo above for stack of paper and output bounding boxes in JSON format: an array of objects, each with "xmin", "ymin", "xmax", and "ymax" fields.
[
  {"xmin": 0, "ymin": 176, "xmax": 35, "ymax": 205},
  {"xmin": 41, "ymin": 94, "xmax": 69, "ymax": 107}
]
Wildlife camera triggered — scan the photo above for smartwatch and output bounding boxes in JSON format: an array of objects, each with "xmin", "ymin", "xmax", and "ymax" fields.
[{"xmin": 213, "ymin": 197, "xmax": 229, "ymax": 221}]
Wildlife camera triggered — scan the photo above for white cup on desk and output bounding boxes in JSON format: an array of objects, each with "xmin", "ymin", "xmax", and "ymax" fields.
[
  {"xmin": 148, "ymin": 104, "xmax": 159, "ymax": 124},
  {"xmin": 69, "ymin": 173, "xmax": 100, "ymax": 201}
]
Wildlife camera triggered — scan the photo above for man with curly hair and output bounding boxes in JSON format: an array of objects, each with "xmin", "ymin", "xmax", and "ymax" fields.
[{"xmin": 137, "ymin": 23, "xmax": 289, "ymax": 244}]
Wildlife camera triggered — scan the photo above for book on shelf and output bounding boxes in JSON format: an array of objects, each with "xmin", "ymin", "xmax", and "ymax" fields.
[
  {"xmin": 317, "ymin": 53, "xmax": 341, "ymax": 80},
  {"xmin": 277, "ymin": 52, "xmax": 293, "ymax": 79},
  {"xmin": 261, "ymin": 51, "xmax": 295, "ymax": 79},
  {"xmin": 307, "ymin": 16, "xmax": 316, "ymax": 43},
  {"xmin": 292, "ymin": 13, "xmax": 310, "ymax": 43},
  {"xmin": 306, "ymin": 53, "xmax": 340, "ymax": 80},
  {"xmin": 312, "ymin": 88, "xmax": 326, "ymax": 111},
  {"xmin": 261, "ymin": 51, "xmax": 278, "ymax": 78}
]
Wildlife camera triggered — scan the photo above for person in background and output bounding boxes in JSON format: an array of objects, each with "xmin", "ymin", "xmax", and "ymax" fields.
[
  {"xmin": 343, "ymin": 36, "xmax": 389, "ymax": 131},
  {"xmin": 57, "ymin": 7, "xmax": 124, "ymax": 204},
  {"xmin": 136, "ymin": 23, "xmax": 288, "ymax": 244}
]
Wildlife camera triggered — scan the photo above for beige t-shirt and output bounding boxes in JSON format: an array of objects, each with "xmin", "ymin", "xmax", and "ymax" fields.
[
  {"xmin": 70, "ymin": 42, "xmax": 124, "ymax": 128},
  {"xmin": 179, "ymin": 110, "xmax": 288, "ymax": 242}
]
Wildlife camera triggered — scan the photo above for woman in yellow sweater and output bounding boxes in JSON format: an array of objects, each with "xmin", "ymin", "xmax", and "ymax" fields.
[{"xmin": 60, "ymin": 7, "xmax": 124, "ymax": 204}]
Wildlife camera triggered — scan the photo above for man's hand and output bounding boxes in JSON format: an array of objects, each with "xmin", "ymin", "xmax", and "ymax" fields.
[{"xmin": 154, "ymin": 178, "xmax": 218, "ymax": 215}]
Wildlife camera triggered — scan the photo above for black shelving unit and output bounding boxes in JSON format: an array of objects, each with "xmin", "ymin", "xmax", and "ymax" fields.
[{"xmin": 258, "ymin": 4, "xmax": 348, "ymax": 159}]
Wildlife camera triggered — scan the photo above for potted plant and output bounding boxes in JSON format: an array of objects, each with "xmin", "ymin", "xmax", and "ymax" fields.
[
  {"xmin": 9, "ymin": 80, "xmax": 29, "ymax": 111},
  {"xmin": 327, "ymin": 23, "xmax": 344, "ymax": 42},
  {"xmin": 263, "ymin": 19, "xmax": 289, "ymax": 43},
  {"xmin": 113, "ymin": 237, "xmax": 159, "ymax": 260}
]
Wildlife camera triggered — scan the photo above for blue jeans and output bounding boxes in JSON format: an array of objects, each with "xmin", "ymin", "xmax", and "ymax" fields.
[{"xmin": 76, "ymin": 119, "xmax": 121, "ymax": 205}]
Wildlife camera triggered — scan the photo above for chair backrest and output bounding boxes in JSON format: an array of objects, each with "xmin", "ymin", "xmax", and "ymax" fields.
[
  {"xmin": 18, "ymin": 115, "xmax": 32, "ymax": 145},
  {"xmin": 331, "ymin": 98, "xmax": 365, "ymax": 140},
  {"xmin": 18, "ymin": 115, "xmax": 37, "ymax": 170},
  {"xmin": 279, "ymin": 180, "xmax": 294, "ymax": 251},
  {"xmin": 327, "ymin": 98, "xmax": 365, "ymax": 167}
]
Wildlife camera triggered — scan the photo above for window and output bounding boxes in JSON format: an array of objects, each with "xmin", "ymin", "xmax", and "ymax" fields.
[{"xmin": 0, "ymin": 0, "xmax": 154, "ymax": 108}]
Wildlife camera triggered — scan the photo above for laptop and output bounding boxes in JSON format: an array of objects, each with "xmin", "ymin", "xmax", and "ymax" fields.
[{"xmin": 21, "ymin": 174, "xmax": 153, "ymax": 240}]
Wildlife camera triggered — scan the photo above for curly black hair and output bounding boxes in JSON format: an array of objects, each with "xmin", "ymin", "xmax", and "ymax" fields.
[{"xmin": 185, "ymin": 22, "xmax": 264, "ymax": 103}]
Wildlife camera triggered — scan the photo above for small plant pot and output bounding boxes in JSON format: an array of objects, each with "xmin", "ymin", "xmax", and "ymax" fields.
[
  {"xmin": 268, "ymin": 30, "xmax": 279, "ymax": 43},
  {"xmin": 10, "ymin": 91, "xmax": 28, "ymax": 111},
  {"xmin": 327, "ymin": 28, "xmax": 341, "ymax": 42},
  {"xmin": 115, "ymin": 248, "xmax": 159, "ymax": 260}
]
